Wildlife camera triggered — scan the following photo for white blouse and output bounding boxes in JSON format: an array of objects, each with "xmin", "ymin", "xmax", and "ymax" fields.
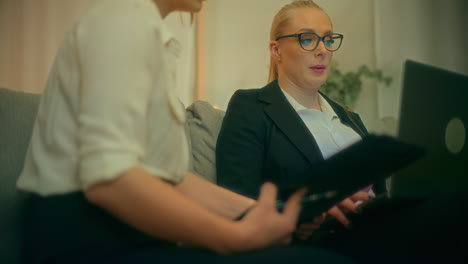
[
  {"xmin": 17, "ymin": 0, "xmax": 189, "ymax": 196},
  {"xmin": 281, "ymin": 89, "xmax": 362, "ymax": 159}
]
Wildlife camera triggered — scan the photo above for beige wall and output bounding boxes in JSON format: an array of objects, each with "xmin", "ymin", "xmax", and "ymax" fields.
[
  {"xmin": 0, "ymin": 0, "xmax": 196, "ymax": 105},
  {"xmin": 0, "ymin": 0, "xmax": 96, "ymax": 93},
  {"xmin": 203, "ymin": 0, "xmax": 289, "ymax": 108}
]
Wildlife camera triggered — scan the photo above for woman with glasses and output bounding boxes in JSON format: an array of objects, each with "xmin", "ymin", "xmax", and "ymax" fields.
[
  {"xmin": 217, "ymin": 0, "xmax": 374, "ymax": 236},
  {"xmin": 217, "ymin": 1, "xmax": 468, "ymax": 263}
]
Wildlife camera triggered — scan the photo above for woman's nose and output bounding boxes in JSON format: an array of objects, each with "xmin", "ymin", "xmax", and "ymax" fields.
[{"xmin": 314, "ymin": 40, "xmax": 328, "ymax": 57}]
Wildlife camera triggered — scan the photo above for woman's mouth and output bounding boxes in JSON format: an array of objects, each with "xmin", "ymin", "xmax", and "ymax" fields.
[{"xmin": 310, "ymin": 65, "xmax": 326, "ymax": 73}]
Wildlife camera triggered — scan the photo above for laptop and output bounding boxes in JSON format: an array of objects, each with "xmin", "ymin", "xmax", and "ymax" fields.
[{"xmin": 390, "ymin": 60, "xmax": 468, "ymax": 198}]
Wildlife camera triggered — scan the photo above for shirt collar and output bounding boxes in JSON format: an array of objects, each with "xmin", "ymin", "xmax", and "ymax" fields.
[
  {"xmin": 280, "ymin": 88, "xmax": 338, "ymax": 120},
  {"xmin": 148, "ymin": 0, "xmax": 181, "ymax": 56}
]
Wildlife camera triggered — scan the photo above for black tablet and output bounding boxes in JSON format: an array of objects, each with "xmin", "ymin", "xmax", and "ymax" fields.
[{"xmin": 277, "ymin": 134, "xmax": 425, "ymax": 222}]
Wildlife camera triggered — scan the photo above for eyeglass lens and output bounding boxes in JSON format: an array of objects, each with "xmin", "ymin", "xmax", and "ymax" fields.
[{"xmin": 299, "ymin": 33, "xmax": 342, "ymax": 51}]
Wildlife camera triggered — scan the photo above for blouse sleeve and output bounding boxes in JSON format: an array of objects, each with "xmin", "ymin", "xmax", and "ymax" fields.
[{"xmin": 74, "ymin": 3, "xmax": 163, "ymax": 190}]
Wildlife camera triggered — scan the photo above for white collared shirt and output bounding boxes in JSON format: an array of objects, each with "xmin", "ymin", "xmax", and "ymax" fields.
[
  {"xmin": 17, "ymin": 0, "xmax": 189, "ymax": 196},
  {"xmin": 280, "ymin": 89, "xmax": 362, "ymax": 159}
]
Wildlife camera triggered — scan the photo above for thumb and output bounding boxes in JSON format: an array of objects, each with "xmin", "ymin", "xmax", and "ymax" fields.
[
  {"xmin": 282, "ymin": 187, "xmax": 307, "ymax": 221},
  {"xmin": 257, "ymin": 182, "xmax": 278, "ymax": 209}
]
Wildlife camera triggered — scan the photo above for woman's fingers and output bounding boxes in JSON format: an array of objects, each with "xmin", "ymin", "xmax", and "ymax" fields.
[
  {"xmin": 321, "ymin": 192, "xmax": 370, "ymax": 230},
  {"xmin": 296, "ymin": 223, "xmax": 320, "ymax": 234},
  {"xmin": 337, "ymin": 191, "xmax": 370, "ymax": 213},
  {"xmin": 280, "ymin": 235, "xmax": 293, "ymax": 245},
  {"xmin": 282, "ymin": 187, "xmax": 308, "ymax": 222},
  {"xmin": 306, "ymin": 214, "xmax": 326, "ymax": 224},
  {"xmin": 295, "ymin": 224, "xmax": 320, "ymax": 240},
  {"xmin": 257, "ymin": 182, "xmax": 278, "ymax": 209},
  {"xmin": 349, "ymin": 191, "xmax": 370, "ymax": 202},
  {"xmin": 298, "ymin": 222, "xmax": 321, "ymax": 230},
  {"xmin": 338, "ymin": 198, "xmax": 359, "ymax": 213},
  {"xmin": 294, "ymin": 214, "xmax": 326, "ymax": 240},
  {"xmin": 242, "ymin": 183, "xmax": 307, "ymax": 249},
  {"xmin": 327, "ymin": 206, "xmax": 351, "ymax": 227}
]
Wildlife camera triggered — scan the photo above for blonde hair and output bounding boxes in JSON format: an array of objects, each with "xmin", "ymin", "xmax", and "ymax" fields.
[{"xmin": 268, "ymin": 0, "xmax": 327, "ymax": 82}]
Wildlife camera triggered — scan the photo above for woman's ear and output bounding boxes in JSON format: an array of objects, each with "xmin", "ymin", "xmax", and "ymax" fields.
[{"xmin": 269, "ymin": 41, "xmax": 281, "ymax": 62}]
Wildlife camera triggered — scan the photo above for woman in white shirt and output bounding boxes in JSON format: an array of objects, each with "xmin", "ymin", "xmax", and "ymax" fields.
[{"xmin": 17, "ymin": 0, "xmax": 354, "ymax": 263}]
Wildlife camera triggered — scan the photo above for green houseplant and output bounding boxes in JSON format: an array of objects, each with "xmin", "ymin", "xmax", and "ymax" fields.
[{"xmin": 321, "ymin": 62, "xmax": 393, "ymax": 108}]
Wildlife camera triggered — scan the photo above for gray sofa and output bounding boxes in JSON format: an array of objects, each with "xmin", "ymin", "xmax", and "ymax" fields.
[
  {"xmin": 0, "ymin": 87, "xmax": 224, "ymax": 264},
  {"xmin": 0, "ymin": 88, "xmax": 40, "ymax": 264}
]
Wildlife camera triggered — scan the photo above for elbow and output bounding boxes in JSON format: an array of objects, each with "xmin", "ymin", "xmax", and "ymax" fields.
[
  {"xmin": 84, "ymin": 181, "xmax": 114, "ymax": 208},
  {"xmin": 84, "ymin": 185, "xmax": 104, "ymax": 206},
  {"xmin": 83, "ymin": 168, "xmax": 142, "ymax": 211},
  {"xmin": 83, "ymin": 171, "xmax": 128, "ymax": 206}
]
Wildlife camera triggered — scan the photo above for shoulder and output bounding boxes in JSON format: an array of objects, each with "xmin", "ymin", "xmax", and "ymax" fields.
[
  {"xmin": 81, "ymin": 0, "xmax": 160, "ymax": 23},
  {"xmin": 69, "ymin": 0, "xmax": 170, "ymax": 68},
  {"xmin": 226, "ymin": 88, "xmax": 265, "ymax": 114},
  {"xmin": 231, "ymin": 88, "xmax": 261, "ymax": 100},
  {"xmin": 75, "ymin": 0, "xmax": 164, "ymax": 42},
  {"xmin": 228, "ymin": 81, "xmax": 277, "ymax": 106},
  {"xmin": 223, "ymin": 88, "xmax": 267, "ymax": 125}
]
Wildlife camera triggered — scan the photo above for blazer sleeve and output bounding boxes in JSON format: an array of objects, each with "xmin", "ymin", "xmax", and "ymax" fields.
[{"xmin": 216, "ymin": 90, "xmax": 266, "ymax": 198}]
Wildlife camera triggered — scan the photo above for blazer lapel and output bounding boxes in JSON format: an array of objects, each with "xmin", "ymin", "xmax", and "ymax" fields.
[
  {"xmin": 321, "ymin": 93, "xmax": 368, "ymax": 138},
  {"xmin": 258, "ymin": 81, "xmax": 324, "ymax": 163}
]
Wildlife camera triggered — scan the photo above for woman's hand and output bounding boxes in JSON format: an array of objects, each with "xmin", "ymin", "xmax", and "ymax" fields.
[
  {"xmin": 230, "ymin": 183, "xmax": 307, "ymax": 253},
  {"xmin": 295, "ymin": 213, "xmax": 326, "ymax": 240},
  {"xmin": 327, "ymin": 191, "xmax": 370, "ymax": 227}
]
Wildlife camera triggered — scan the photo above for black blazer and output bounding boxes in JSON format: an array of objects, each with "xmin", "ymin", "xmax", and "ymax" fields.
[{"xmin": 216, "ymin": 80, "xmax": 385, "ymax": 199}]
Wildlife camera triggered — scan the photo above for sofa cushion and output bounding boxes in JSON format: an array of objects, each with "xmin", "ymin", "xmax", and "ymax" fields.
[
  {"xmin": 185, "ymin": 101, "xmax": 225, "ymax": 183},
  {"xmin": 0, "ymin": 87, "xmax": 40, "ymax": 264}
]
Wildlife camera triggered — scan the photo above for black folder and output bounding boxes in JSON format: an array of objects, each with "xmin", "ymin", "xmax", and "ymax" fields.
[{"xmin": 276, "ymin": 134, "xmax": 425, "ymax": 222}]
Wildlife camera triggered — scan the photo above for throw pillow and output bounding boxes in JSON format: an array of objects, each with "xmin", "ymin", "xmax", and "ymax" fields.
[{"xmin": 185, "ymin": 101, "xmax": 225, "ymax": 183}]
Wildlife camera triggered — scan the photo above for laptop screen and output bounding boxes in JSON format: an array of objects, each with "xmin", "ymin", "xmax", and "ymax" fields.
[{"xmin": 390, "ymin": 60, "xmax": 468, "ymax": 198}]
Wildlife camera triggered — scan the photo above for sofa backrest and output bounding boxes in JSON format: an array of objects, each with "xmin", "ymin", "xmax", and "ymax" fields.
[{"xmin": 0, "ymin": 87, "xmax": 40, "ymax": 264}]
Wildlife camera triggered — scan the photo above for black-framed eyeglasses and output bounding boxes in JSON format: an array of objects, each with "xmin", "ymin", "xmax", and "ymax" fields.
[{"xmin": 275, "ymin": 32, "xmax": 344, "ymax": 52}]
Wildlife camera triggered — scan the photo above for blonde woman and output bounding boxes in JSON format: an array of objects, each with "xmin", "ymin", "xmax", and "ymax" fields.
[
  {"xmin": 217, "ymin": 1, "xmax": 468, "ymax": 263},
  {"xmin": 217, "ymin": 0, "xmax": 374, "ymax": 238}
]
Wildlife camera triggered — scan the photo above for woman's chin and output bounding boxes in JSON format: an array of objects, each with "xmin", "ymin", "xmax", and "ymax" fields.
[{"xmin": 305, "ymin": 79, "xmax": 326, "ymax": 90}]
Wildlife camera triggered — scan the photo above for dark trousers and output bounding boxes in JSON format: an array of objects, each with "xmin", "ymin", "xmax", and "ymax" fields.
[
  {"xmin": 21, "ymin": 191, "xmax": 468, "ymax": 264},
  {"xmin": 299, "ymin": 190, "xmax": 468, "ymax": 264},
  {"xmin": 21, "ymin": 192, "xmax": 353, "ymax": 264}
]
